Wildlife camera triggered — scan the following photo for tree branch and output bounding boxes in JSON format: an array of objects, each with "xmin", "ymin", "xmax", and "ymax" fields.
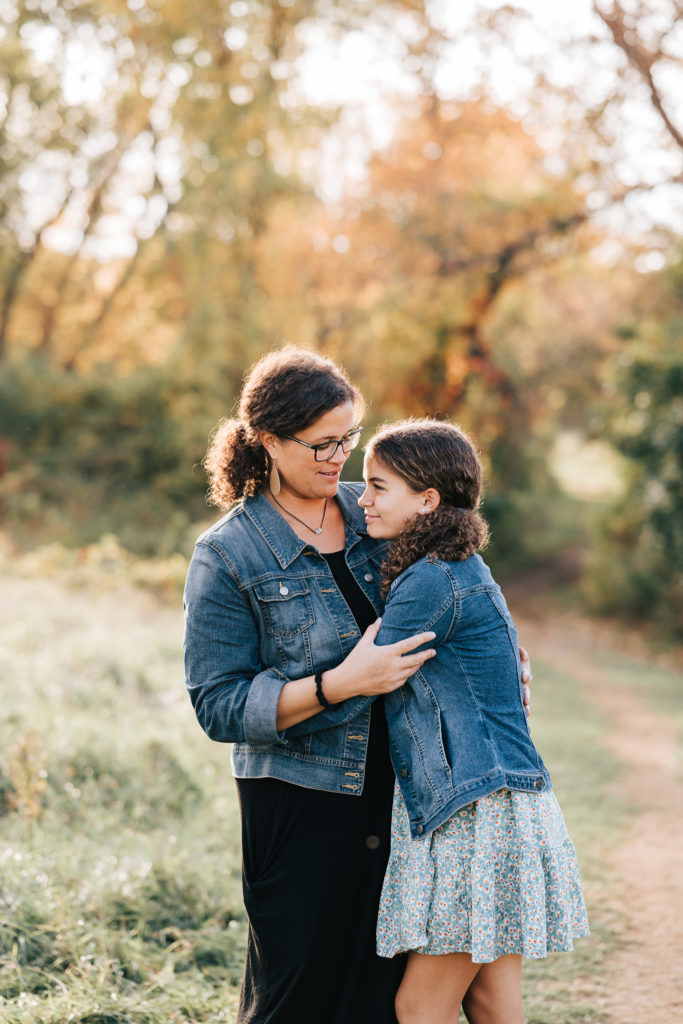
[
  {"xmin": 37, "ymin": 122, "xmax": 151, "ymax": 357},
  {"xmin": 594, "ymin": 1, "xmax": 683, "ymax": 153},
  {"xmin": 0, "ymin": 187, "xmax": 75, "ymax": 361},
  {"xmin": 437, "ymin": 211, "xmax": 589, "ymax": 278}
]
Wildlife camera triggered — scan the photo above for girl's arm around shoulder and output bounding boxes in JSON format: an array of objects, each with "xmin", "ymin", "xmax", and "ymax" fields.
[{"xmin": 375, "ymin": 559, "xmax": 456, "ymax": 651}]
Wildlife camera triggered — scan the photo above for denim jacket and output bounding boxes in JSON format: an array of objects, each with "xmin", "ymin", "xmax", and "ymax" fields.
[
  {"xmin": 376, "ymin": 554, "xmax": 552, "ymax": 838},
  {"xmin": 183, "ymin": 484, "xmax": 388, "ymax": 795}
]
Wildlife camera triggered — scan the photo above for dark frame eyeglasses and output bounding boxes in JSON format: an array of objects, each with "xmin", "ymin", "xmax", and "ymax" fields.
[{"xmin": 280, "ymin": 427, "xmax": 363, "ymax": 461}]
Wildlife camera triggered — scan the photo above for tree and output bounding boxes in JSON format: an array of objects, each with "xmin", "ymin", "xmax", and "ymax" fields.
[
  {"xmin": 0, "ymin": 0, "xmax": 441, "ymax": 552},
  {"xmin": 425, "ymin": 1, "xmax": 683, "ymax": 248},
  {"xmin": 1, "ymin": 0, "xmax": 434, "ymax": 372},
  {"xmin": 255, "ymin": 97, "xmax": 629, "ymax": 566},
  {"xmin": 593, "ymin": 0, "xmax": 683, "ymax": 159}
]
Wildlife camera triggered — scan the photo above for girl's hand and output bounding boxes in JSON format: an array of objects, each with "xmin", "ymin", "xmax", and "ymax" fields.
[
  {"xmin": 324, "ymin": 619, "xmax": 436, "ymax": 700},
  {"xmin": 520, "ymin": 645, "xmax": 532, "ymax": 715}
]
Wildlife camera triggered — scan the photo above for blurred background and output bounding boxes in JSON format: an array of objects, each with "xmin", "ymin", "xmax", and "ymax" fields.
[
  {"xmin": 0, "ymin": 0, "xmax": 679, "ymax": 622},
  {"xmin": 0, "ymin": 0, "xmax": 681, "ymax": 637},
  {"xmin": 1, "ymin": 5, "xmax": 682, "ymax": 1023}
]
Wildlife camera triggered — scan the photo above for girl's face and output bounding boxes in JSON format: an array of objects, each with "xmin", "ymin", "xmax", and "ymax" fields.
[{"xmin": 359, "ymin": 451, "xmax": 438, "ymax": 538}]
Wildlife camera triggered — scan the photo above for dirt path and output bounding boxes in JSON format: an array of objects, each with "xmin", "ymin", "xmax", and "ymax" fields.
[{"xmin": 513, "ymin": 601, "xmax": 683, "ymax": 1023}]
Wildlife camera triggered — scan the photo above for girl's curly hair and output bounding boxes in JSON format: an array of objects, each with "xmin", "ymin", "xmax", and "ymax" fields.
[
  {"xmin": 204, "ymin": 346, "xmax": 364, "ymax": 508},
  {"xmin": 366, "ymin": 419, "xmax": 490, "ymax": 593}
]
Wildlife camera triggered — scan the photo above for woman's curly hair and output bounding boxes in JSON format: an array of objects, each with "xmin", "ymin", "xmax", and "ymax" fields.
[
  {"xmin": 204, "ymin": 346, "xmax": 364, "ymax": 508},
  {"xmin": 367, "ymin": 419, "xmax": 490, "ymax": 593}
]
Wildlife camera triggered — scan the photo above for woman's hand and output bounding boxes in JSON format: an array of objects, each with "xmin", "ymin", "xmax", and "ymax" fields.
[
  {"xmin": 323, "ymin": 619, "xmax": 436, "ymax": 701},
  {"xmin": 520, "ymin": 645, "xmax": 532, "ymax": 715},
  {"xmin": 275, "ymin": 621, "xmax": 436, "ymax": 732}
]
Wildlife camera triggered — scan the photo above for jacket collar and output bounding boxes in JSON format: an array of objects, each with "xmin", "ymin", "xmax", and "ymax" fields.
[{"xmin": 243, "ymin": 482, "xmax": 369, "ymax": 570}]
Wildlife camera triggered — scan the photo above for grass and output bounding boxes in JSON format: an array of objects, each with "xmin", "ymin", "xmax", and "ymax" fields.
[
  {"xmin": 1, "ymin": 556, "xmax": 680, "ymax": 1023},
  {"xmin": 588, "ymin": 648, "xmax": 683, "ymax": 759},
  {"xmin": 0, "ymin": 573, "xmax": 245, "ymax": 1023},
  {"xmin": 515, "ymin": 656, "xmax": 629, "ymax": 1024}
]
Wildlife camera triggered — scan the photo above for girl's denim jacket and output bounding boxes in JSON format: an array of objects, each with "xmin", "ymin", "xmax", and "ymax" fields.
[
  {"xmin": 183, "ymin": 484, "xmax": 389, "ymax": 795},
  {"xmin": 376, "ymin": 554, "xmax": 552, "ymax": 838}
]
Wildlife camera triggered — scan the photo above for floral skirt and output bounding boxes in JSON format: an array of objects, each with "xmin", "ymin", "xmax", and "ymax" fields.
[{"xmin": 376, "ymin": 784, "xmax": 589, "ymax": 963}]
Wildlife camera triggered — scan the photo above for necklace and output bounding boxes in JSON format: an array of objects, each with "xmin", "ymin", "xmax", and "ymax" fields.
[{"xmin": 268, "ymin": 488, "xmax": 328, "ymax": 535}]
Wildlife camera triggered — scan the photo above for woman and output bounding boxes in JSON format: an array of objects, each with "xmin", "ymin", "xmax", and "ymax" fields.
[{"xmin": 183, "ymin": 347, "xmax": 531, "ymax": 1024}]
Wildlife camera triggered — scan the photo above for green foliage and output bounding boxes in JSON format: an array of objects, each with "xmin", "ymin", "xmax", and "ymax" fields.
[
  {"xmin": 481, "ymin": 430, "xmax": 581, "ymax": 574},
  {"xmin": 585, "ymin": 257, "xmax": 683, "ymax": 639},
  {"xmin": 0, "ymin": 359, "xmax": 223, "ymax": 555},
  {"xmin": 0, "ymin": 350, "xmax": 581, "ymax": 569}
]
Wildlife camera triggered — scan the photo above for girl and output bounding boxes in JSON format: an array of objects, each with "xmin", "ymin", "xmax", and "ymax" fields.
[{"xmin": 359, "ymin": 419, "xmax": 589, "ymax": 1024}]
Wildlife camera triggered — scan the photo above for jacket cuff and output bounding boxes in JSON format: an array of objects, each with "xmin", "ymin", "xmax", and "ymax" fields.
[{"xmin": 243, "ymin": 669, "xmax": 288, "ymax": 745}]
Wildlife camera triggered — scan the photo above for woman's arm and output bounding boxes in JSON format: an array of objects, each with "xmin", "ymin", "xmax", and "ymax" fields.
[
  {"xmin": 276, "ymin": 618, "xmax": 437, "ymax": 731},
  {"xmin": 184, "ymin": 543, "xmax": 285, "ymax": 745},
  {"xmin": 184, "ymin": 543, "xmax": 436, "ymax": 744}
]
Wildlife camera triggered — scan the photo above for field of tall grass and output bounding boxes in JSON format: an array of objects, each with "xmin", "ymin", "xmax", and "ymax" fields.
[
  {"xmin": 2, "ymin": 538, "xmax": 671, "ymax": 1023},
  {"xmin": 0, "ymin": 543, "xmax": 245, "ymax": 1023}
]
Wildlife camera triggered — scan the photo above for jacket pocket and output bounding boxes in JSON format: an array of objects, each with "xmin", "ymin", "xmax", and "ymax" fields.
[{"xmin": 252, "ymin": 578, "xmax": 316, "ymax": 638}]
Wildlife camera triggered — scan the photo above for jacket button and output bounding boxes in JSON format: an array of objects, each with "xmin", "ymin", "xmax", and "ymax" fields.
[
  {"xmin": 535, "ymin": 779, "xmax": 544, "ymax": 790},
  {"xmin": 364, "ymin": 573, "xmax": 373, "ymax": 582},
  {"xmin": 400, "ymin": 768, "xmax": 409, "ymax": 778},
  {"xmin": 416, "ymin": 825, "xmax": 424, "ymax": 835}
]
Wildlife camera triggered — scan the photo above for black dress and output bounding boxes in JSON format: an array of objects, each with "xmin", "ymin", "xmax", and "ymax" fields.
[{"xmin": 236, "ymin": 550, "xmax": 405, "ymax": 1024}]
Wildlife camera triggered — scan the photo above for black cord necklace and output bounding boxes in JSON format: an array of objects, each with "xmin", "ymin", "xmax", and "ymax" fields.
[{"xmin": 268, "ymin": 488, "xmax": 328, "ymax": 535}]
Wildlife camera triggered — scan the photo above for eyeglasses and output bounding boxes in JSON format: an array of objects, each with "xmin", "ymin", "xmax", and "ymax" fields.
[{"xmin": 281, "ymin": 427, "xmax": 363, "ymax": 461}]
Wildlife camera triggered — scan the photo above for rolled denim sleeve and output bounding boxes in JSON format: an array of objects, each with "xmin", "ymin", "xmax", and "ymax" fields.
[
  {"xmin": 284, "ymin": 693, "xmax": 375, "ymax": 739},
  {"xmin": 183, "ymin": 541, "xmax": 287, "ymax": 746},
  {"xmin": 375, "ymin": 562, "xmax": 456, "ymax": 649}
]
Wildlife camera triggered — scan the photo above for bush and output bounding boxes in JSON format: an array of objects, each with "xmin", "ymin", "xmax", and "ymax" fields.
[
  {"xmin": 0, "ymin": 360, "xmax": 218, "ymax": 556},
  {"xmin": 585, "ymin": 258, "xmax": 683, "ymax": 639}
]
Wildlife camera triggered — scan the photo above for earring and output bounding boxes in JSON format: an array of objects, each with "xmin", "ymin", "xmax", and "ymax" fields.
[{"xmin": 270, "ymin": 459, "xmax": 281, "ymax": 496}]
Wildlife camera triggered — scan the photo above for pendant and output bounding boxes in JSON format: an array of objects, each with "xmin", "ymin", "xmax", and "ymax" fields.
[{"xmin": 315, "ymin": 527, "xmax": 323, "ymax": 535}]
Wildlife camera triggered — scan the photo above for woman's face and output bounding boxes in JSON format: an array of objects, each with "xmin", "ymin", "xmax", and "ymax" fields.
[
  {"xmin": 359, "ymin": 451, "xmax": 436, "ymax": 538},
  {"xmin": 264, "ymin": 401, "xmax": 357, "ymax": 501}
]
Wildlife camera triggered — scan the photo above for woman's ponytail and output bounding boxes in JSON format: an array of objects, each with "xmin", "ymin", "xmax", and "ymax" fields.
[{"xmin": 203, "ymin": 418, "xmax": 268, "ymax": 508}]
